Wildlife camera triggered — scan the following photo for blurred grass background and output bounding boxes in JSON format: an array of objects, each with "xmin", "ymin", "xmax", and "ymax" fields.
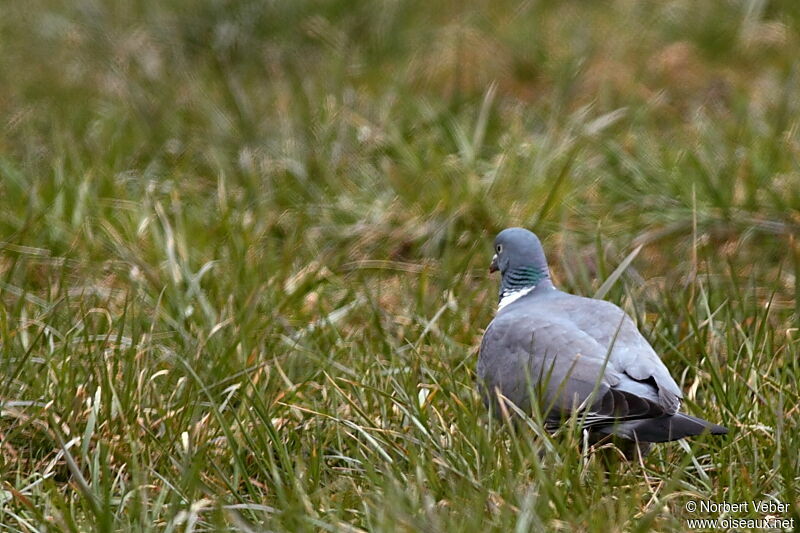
[{"xmin": 0, "ymin": 0, "xmax": 798, "ymax": 531}]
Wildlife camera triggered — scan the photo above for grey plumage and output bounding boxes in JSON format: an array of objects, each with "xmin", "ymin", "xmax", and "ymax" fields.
[{"xmin": 478, "ymin": 228, "xmax": 727, "ymax": 453}]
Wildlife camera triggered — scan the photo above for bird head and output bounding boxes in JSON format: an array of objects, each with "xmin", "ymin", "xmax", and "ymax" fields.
[{"xmin": 490, "ymin": 228, "xmax": 548, "ymax": 274}]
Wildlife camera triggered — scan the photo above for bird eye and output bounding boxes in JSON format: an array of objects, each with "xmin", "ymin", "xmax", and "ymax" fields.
[{"xmin": 496, "ymin": 244, "xmax": 503, "ymax": 254}]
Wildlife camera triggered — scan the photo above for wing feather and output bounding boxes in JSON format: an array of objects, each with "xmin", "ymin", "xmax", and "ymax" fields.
[
  {"xmin": 478, "ymin": 308, "xmax": 665, "ymax": 428},
  {"xmin": 540, "ymin": 292, "xmax": 683, "ymax": 414}
]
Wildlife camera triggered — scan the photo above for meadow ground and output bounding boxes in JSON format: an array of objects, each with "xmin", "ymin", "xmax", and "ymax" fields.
[{"xmin": 1, "ymin": 1, "xmax": 799, "ymax": 531}]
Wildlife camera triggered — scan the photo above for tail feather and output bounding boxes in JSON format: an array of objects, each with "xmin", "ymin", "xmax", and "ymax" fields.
[{"xmin": 598, "ymin": 412, "xmax": 728, "ymax": 443}]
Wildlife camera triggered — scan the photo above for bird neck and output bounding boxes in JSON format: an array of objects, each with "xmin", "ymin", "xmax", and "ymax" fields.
[{"xmin": 499, "ymin": 266, "xmax": 551, "ymax": 302}]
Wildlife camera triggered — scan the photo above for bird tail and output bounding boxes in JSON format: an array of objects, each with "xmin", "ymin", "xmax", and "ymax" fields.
[{"xmin": 598, "ymin": 412, "xmax": 728, "ymax": 443}]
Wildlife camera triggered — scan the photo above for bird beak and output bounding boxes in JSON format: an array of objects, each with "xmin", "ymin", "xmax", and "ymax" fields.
[{"xmin": 489, "ymin": 254, "xmax": 499, "ymax": 273}]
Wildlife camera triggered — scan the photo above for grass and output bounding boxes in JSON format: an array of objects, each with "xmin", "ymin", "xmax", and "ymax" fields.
[{"xmin": 1, "ymin": 0, "xmax": 798, "ymax": 530}]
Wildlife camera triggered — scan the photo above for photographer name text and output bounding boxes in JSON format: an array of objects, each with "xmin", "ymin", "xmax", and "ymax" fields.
[
  {"xmin": 688, "ymin": 500, "xmax": 789, "ymax": 514},
  {"xmin": 684, "ymin": 499, "xmax": 795, "ymax": 530}
]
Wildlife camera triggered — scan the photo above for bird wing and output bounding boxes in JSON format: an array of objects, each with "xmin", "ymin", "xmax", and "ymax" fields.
[
  {"xmin": 541, "ymin": 292, "xmax": 683, "ymax": 414},
  {"xmin": 478, "ymin": 307, "xmax": 665, "ymax": 429}
]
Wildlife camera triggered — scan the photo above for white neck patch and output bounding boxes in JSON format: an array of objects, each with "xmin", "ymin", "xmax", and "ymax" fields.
[{"xmin": 498, "ymin": 286, "xmax": 534, "ymax": 310}]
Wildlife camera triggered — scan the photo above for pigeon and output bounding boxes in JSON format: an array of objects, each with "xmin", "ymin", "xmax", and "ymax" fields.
[{"xmin": 477, "ymin": 227, "xmax": 727, "ymax": 457}]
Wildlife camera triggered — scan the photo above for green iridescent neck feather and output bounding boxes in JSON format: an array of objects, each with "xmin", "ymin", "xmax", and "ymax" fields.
[{"xmin": 500, "ymin": 265, "xmax": 549, "ymax": 295}]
